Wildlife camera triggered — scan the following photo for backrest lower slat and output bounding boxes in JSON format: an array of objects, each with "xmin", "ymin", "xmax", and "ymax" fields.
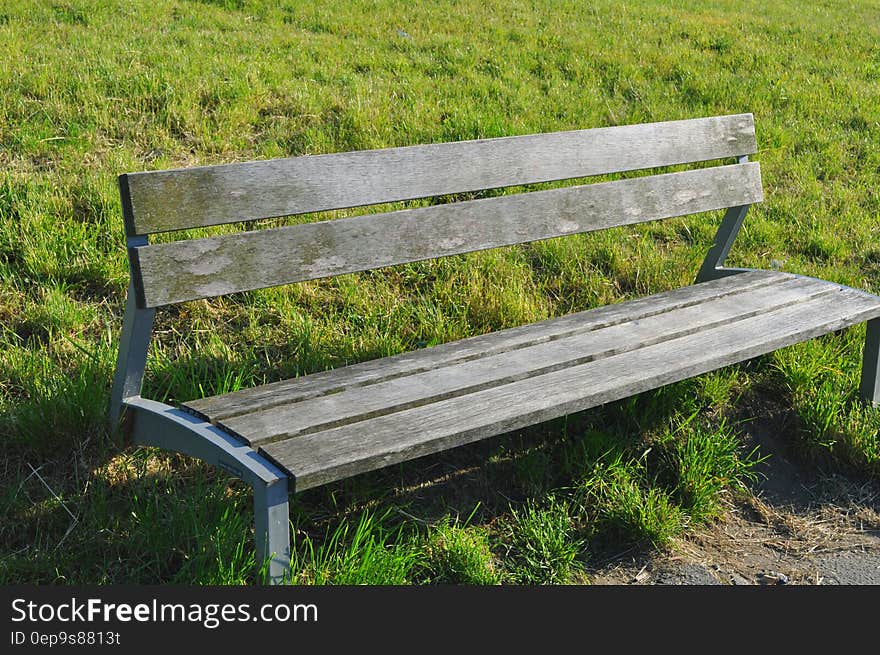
[
  {"xmin": 131, "ymin": 162, "xmax": 762, "ymax": 307},
  {"xmin": 121, "ymin": 114, "xmax": 757, "ymax": 236}
]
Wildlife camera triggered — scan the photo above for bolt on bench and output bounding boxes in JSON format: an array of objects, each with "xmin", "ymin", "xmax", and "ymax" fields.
[{"xmin": 110, "ymin": 114, "xmax": 880, "ymax": 583}]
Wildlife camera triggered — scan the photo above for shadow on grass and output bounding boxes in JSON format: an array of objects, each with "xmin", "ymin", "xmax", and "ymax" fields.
[
  {"xmin": 4, "ymin": 339, "xmax": 877, "ymax": 584},
  {"xmin": 730, "ymin": 379, "xmax": 880, "ymax": 514}
]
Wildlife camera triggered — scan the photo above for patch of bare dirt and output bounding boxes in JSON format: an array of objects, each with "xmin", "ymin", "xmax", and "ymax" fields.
[{"xmin": 588, "ymin": 409, "xmax": 880, "ymax": 585}]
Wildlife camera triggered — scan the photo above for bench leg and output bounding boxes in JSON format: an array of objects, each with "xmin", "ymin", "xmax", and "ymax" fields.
[
  {"xmin": 860, "ymin": 318, "xmax": 880, "ymax": 407},
  {"xmin": 109, "ymin": 283, "xmax": 156, "ymax": 431},
  {"xmin": 254, "ymin": 477, "xmax": 291, "ymax": 584}
]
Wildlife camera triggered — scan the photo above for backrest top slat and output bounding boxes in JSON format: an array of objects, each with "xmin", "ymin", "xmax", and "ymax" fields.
[{"xmin": 121, "ymin": 113, "xmax": 756, "ymax": 236}]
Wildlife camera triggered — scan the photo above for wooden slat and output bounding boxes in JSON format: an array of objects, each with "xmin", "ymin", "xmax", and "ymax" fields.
[
  {"xmin": 261, "ymin": 287, "xmax": 880, "ymax": 491},
  {"xmin": 132, "ymin": 162, "xmax": 763, "ymax": 307},
  {"xmin": 183, "ymin": 270, "xmax": 784, "ymax": 422},
  {"xmin": 122, "ymin": 114, "xmax": 757, "ymax": 236},
  {"xmin": 219, "ymin": 275, "xmax": 837, "ymax": 446}
]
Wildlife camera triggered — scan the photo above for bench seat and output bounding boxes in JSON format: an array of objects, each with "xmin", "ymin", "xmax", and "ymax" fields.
[{"xmin": 182, "ymin": 270, "xmax": 880, "ymax": 492}]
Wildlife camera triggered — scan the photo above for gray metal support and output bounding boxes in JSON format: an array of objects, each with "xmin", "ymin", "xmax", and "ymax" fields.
[
  {"xmin": 695, "ymin": 154, "xmax": 753, "ymax": 283},
  {"xmin": 695, "ymin": 203, "xmax": 751, "ymax": 283},
  {"xmin": 124, "ymin": 397, "xmax": 293, "ymax": 584},
  {"xmin": 860, "ymin": 318, "xmax": 880, "ymax": 407},
  {"xmin": 254, "ymin": 478, "xmax": 291, "ymax": 584},
  {"xmin": 109, "ymin": 282, "xmax": 156, "ymax": 430}
]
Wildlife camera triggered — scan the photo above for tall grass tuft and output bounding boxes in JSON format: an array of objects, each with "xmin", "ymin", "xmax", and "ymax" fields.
[
  {"xmin": 575, "ymin": 448, "xmax": 684, "ymax": 548},
  {"xmin": 419, "ymin": 513, "xmax": 502, "ymax": 585},
  {"xmin": 657, "ymin": 415, "xmax": 765, "ymax": 521},
  {"xmin": 501, "ymin": 495, "xmax": 583, "ymax": 584},
  {"xmin": 290, "ymin": 509, "xmax": 420, "ymax": 585}
]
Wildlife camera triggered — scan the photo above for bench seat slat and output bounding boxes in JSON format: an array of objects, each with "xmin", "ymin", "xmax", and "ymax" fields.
[
  {"xmin": 216, "ymin": 275, "xmax": 836, "ymax": 446},
  {"xmin": 183, "ymin": 269, "xmax": 783, "ymax": 422},
  {"xmin": 262, "ymin": 282, "xmax": 880, "ymax": 491},
  {"xmin": 122, "ymin": 114, "xmax": 757, "ymax": 236},
  {"xmin": 132, "ymin": 162, "xmax": 762, "ymax": 307}
]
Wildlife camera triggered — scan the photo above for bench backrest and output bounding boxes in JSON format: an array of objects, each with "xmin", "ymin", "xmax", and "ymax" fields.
[{"xmin": 120, "ymin": 114, "xmax": 760, "ymax": 309}]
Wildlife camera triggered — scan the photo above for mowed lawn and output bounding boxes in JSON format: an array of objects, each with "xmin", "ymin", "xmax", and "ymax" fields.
[{"xmin": 1, "ymin": 0, "xmax": 878, "ymax": 584}]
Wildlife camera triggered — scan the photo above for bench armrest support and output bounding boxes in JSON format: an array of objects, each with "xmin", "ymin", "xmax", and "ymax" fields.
[
  {"xmin": 124, "ymin": 396, "xmax": 292, "ymax": 583},
  {"xmin": 696, "ymin": 203, "xmax": 751, "ymax": 283}
]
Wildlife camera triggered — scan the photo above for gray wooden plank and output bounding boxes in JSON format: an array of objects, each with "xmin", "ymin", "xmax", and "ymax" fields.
[
  {"xmin": 123, "ymin": 114, "xmax": 757, "ymax": 236},
  {"xmin": 133, "ymin": 162, "xmax": 763, "ymax": 307},
  {"xmin": 183, "ymin": 269, "xmax": 785, "ymax": 422},
  {"xmin": 221, "ymin": 275, "xmax": 836, "ymax": 446},
  {"xmin": 261, "ymin": 288, "xmax": 880, "ymax": 490}
]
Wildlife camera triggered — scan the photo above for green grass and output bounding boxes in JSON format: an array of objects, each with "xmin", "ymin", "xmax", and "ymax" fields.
[
  {"xmin": 289, "ymin": 508, "xmax": 420, "ymax": 585},
  {"xmin": 1, "ymin": 0, "xmax": 879, "ymax": 584},
  {"xmin": 659, "ymin": 414, "xmax": 765, "ymax": 521},
  {"xmin": 574, "ymin": 435, "xmax": 686, "ymax": 549},
  {"xmin": 419, "ymin": 512, "xmax": 502, "ymax": 585},
  {"xmin": 501, "ymin": 496, "xmax": 583, "ymax": 584}
]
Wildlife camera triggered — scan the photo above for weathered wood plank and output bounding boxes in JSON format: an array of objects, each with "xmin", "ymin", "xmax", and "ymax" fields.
[
  {"xmin": 133, "ymin": 163, "xmax": 763, "ymax": 307},
  {"xmin": 220, "ymin": 276, "xmax": 836, "ymax": 446},
  {"xmin": 123, "ymin": 114, "xmax": 757, "ymax": 235},
  {"xmin": 262, "ymin": 288, "xmax": 880, "ymax": 491},
  {"xmin": 183, "ymin": 269, "xmax": 785, "ymax": 422}
]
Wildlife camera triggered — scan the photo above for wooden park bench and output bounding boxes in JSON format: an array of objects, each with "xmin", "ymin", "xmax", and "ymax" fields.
[{"xmin": 109, "ymin": 114, "xmax": 880, "ymax": 583}]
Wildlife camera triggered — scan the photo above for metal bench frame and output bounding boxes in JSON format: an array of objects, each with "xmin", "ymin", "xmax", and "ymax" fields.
[{"xmin": 109, "ymin": 115, "xmax": 880, "ymax": 584}]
